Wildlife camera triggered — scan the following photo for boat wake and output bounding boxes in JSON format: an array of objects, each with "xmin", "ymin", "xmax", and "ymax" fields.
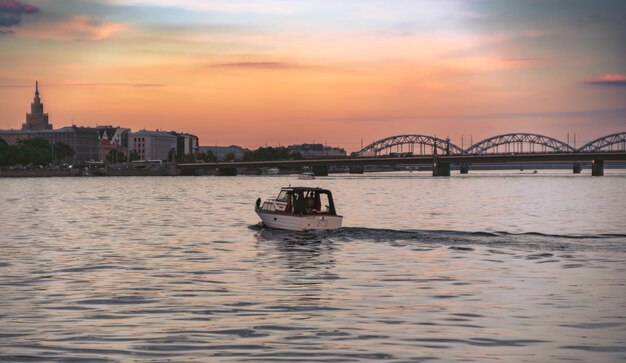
[{"xmin": 250, "ymin": 224, "xmax": 626, "ymax": 252}]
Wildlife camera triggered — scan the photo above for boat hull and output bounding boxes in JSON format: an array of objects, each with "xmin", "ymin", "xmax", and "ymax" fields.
[{"xmin": 256, "ymin": 211, "xmax": 342, "ymax": 231}]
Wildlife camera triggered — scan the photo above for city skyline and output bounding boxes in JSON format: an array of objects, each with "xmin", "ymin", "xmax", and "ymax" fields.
[{"xmin": 1, "ymin": 0, "xmax": 625, "ymax": 151}]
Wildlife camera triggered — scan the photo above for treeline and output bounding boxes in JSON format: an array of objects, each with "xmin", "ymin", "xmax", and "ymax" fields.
[
  {"xmin": 243, "ymin": 147, "xmax": 301, "ymax": 161},
  {"xmin": 0, "ymin": 137, "xmax": 74, "ymax": 166},
  {"xmin": 180, "ymin": 150, "xmax": 217, "ymax": 163}
]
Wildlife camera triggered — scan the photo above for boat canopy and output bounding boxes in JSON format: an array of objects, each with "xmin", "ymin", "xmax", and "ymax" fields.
[{"xmin": 277, "ymin": 187, "xmax": 338, "ymax": 216}]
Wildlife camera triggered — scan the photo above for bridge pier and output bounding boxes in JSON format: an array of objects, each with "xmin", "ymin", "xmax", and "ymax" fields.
[
  {"xmin": 432, "ymin": 161, "xmax": 451, "ymax": 177},
  {"xmin": 313, "ymin": 166, "xmax": 329, "ymax": 177},
  {"xmin": 572, "ymin": 162, "xmax": 582, "ymax": 174},
  {"xmin": 349, "ymin": 165, "xmax": 364, "ymax": 174},
  {"xmin": 217, "ymin": 167, "xmax": 237, "ymax": 176},
  {"xmin": 460, "ymin": 163, "xmax": 469, "ymax": 174},
  {"xmin": 591, "ymin": 160, "xmax": 604, "ymax": 176}
]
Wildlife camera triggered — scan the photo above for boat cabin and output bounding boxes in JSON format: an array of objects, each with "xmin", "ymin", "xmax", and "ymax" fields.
[{"xmin": 257, "ymin": 187, "xmax": 338, "ymax": 216}]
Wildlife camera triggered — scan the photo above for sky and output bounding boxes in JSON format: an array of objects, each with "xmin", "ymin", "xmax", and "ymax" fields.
[{"xmin": 0, "ymin": 0, "xmax": 625, "ymax": 151}]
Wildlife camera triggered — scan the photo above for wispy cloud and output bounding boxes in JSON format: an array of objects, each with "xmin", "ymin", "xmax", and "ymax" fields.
[
  {"xmin": 16, "ymin": 15, "xmax": 127, "ymax": 41},
  {"xmin": 105, "ymin": 0, "xmax": 293, "ymax": 14},
  {"xmin": 209, "ymin": 60, "xmax": 309, "ymax": 70},
  {"xmin": 0, "ymin": 0, "xmax": 39, "ymax": 28},
  {"xmin": 502, "ymin": 57, "xmax": 541, "ymax": 62},
  {"xmin": 584, "ymin": 73, "xmax": 626, "ymax": 86}
]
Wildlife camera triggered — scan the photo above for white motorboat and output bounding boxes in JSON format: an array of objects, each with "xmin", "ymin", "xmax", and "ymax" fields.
[
  {"xmin": 255, "ymin": 187, "xmax": 343, "ymax": 231},
  {"xmin": 298, "ymin": 172, "xmax": 315, "ymax": 180}
]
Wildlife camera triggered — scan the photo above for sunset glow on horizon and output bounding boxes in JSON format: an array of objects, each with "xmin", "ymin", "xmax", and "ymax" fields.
[{"xmin": 1, "ymin": 0, "xmax": 625, "ymax": 150}]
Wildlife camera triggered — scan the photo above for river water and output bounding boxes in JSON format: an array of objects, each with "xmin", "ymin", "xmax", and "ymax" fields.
[{"xmin": 1, "ymin": 170, "xmax": 625, "ymax": 362}]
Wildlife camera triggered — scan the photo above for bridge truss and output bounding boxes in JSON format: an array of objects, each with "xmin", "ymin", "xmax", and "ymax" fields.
[
  {"xmin": 464, "ymin": 133, "xmax": 576, "ymax": 154},
  {"xmin": 359, "ymin": 134, "xmax": 464, "ymax": 156},
  {"xmin": 577, "ymin": 132, "xmax": 626, "ymax": 152},
  {"xmin": 358, "ymin": 132, "xmax": 626, "ymax": 156}
]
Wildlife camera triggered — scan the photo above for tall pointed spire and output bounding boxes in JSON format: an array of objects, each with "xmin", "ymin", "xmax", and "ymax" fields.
[
  {"xmin": 22, "ymin": 80, "xmax": 51, "ymax": 130},
  {"xmin": 33, "ymin": 81, "xmax": 40, "ymax": 104}
]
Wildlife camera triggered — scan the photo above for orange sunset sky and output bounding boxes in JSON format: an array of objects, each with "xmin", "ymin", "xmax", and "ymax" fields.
[{"xmin": 1, "ymin": 0, "xmax": 625, "ymax": 151}]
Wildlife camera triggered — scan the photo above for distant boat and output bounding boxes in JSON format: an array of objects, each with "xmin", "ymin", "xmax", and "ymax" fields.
[
  {"xmin": 255, "ymin": 187, "xmax": 343, "ymax": 231},
  {"xmin": 261, "ymin": 167, "xmax": 279, "ymax": 176},
  {"xmin": 298, "ymin": 172, "xmax": 315, "ymax": 180}
]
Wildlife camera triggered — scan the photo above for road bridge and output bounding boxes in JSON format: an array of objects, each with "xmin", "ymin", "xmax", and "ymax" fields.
[
  {"xmin": 178, "ymin": 151, "xmax": 626, "ymax": 176},
  {"xmin": 178, "ymin": 132, "xmax": 626, "ymax": 177}
]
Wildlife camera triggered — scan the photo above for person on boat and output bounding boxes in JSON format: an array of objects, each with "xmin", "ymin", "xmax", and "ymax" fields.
[
  {"xmin": 305, "ymin": 194, "xmax": 316, "ymax": 214},
  {"xmin": 294, "ymin": 193, "xmax": 306, "ymax": 215}
]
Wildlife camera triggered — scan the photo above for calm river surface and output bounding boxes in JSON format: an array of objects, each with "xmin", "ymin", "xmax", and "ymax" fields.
[{"xmin": 1, "ymin": 170, "xmax": 625, "ymax": 362}]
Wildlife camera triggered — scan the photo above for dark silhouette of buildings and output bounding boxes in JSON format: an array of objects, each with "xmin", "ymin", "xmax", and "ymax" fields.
[{"xmin": 0, "ymin": 81, "xmax": 199, "ymax": 163}]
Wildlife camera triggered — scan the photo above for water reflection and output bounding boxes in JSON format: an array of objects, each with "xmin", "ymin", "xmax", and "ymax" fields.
[{"xmin": 254, "ymin": 229, "xmax": 338, "ymax": 313}]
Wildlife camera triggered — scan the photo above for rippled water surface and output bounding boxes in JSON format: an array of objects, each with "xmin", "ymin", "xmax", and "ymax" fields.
[{"xmin": 1, "ymin": 170, "xmax": 625, "ymax": 362}]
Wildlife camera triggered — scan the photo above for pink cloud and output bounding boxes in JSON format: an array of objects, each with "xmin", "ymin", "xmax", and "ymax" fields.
[
  {"xmin": 585, "ymin": 74, "xmax": 626, "ymax": 86},
  {"xmin": 0, "ymin": 0, "xmax": 39, "ymax": 28},
  {"xmin": 0, "ymin": 0, "xmax": 38, "ymax": 13},
  {"xmin": 18, "ymin": 16, "xmax": 127, "ymax": 41}
]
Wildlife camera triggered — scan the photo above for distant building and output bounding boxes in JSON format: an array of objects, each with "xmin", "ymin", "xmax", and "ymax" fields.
[
  {"xmin": 22, "ymin": 81, "xmax": 52, "ymax": 131},
  {"xmin": 97, "ymin": 126, "xmax": 130, "ymax": 162},
  {"xmin": 287, "ymin": 143, "xmax": 347, "ymax": 158},
  {"xmin": 169, "ymin": 131, "xmax": 199, "ymax": 159},
  {"xmin": 0, "ymin": 83, "xmax": 101, "ymax": 161},
  {"xmin": 0, "ymin": 127, "xmax": 101, "ymax": 162},
  {"xmin": 199, "ymin": 145, "xmax": 248, "ymax": 160},
  {"xmin": 130, "ymin": 130, "xmax": 177, "ymax": 161}
]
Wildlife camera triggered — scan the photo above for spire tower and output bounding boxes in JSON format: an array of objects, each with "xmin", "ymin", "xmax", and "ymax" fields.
[{"xmin": 22, "ymin": 81, "xmax": 52, "ymax": 130}]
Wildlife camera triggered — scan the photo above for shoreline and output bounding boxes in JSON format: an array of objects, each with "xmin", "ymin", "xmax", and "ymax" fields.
[{"xmin": 2, "ymin": 164, "xmax": 626, "ymax": 178}]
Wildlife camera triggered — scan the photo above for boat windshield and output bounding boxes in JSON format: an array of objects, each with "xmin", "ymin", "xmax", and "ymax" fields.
[
  {"xmin": 318, "ymin": 193, "xmax": 331, "ymax": 213},
  {"xmin": 276, "ymin": 190, "xmax": 290, "ymax": 202}
]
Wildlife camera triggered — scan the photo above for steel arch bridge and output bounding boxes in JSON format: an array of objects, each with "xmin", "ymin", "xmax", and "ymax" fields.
[
  {"xmin": 577, "ymin": 132, "xmax": 626, "ymax": 152},
  {"xmin": 360, "ymin": 134, "xmax": 464, "ymax": 156},
  {"xmin": 464, "ymin": 133, "xmax": 576, "ymax": 155}
]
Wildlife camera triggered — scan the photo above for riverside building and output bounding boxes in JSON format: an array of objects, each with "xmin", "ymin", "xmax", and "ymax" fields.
[
  {"xmin": 129, "ymin": 130, "xmax": 178, "ymax": 161},
  {"xmin": 97, "ymin": 126, "xmax": 130, "ymax": 162},
  {"xmin": 169, "ymin": 131, "xmax": 199, "ymax": 160}
]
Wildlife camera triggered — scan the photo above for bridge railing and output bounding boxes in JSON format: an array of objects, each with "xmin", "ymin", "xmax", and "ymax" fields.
[
  {"xmin": 577, "ymin": 132, "xmax": 626, "ymax": 152},
  {"xmin": 357, "ymin": 132, "xmax": 625, "ymax": 156}
]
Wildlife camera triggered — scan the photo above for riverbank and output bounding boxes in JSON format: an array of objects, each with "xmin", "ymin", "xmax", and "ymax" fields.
[{"xmin": 3, "ymin": 162, "xmax": 626, "ymax": 178}]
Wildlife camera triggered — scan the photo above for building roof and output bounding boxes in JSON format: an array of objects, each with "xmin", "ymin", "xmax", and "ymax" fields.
[
  {"xmin": 0, "ymin": 125, "xmax": 98, "ymax": 134},
  {"xmin": 131, "ymin": 130, "xmax": 177, "ymax": 138}
]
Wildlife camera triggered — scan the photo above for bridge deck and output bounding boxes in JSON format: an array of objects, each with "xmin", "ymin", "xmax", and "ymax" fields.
[{"xmin": 178, "ymin": 152, "xmax": 626, "ymax": 170}]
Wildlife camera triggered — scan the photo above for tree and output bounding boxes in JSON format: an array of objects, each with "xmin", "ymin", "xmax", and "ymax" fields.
[
  {"xmin": 243, "ymin": 146, "xmax": 301, "ymax": 161},
  {"xmin": 53, "ymin": 142, "xmax": 75, "ymax": 161},
  {"xmin": 0, "ymin": 138, "xmax": 9, "ymax": 166},
  {"xmin": 12, "ymin": 137, "xmax": 53, "ymax": 166},
  {"xmin": 223, "ymin": 152, "xmax": 236, "ymax": 161},
  {"xmin": 197, "ymin": 150, "xmax": 216, "ymax": 162},
  {"xmin": 18, "ymin": 137, "xmax": 50, "ymax": 150},
  {"xmin": 176, "ymin": 151, "xmax": 195, "ymax": 163},
  {"xmin": 168, "ymin": 148, "xmax": 176, "ymax": 162},
  {"xmin": 128, "ymin": 150, "xmax": 140, "ymax": 162},
  {"xmin": 106, "ymin": 149, "xmax": 126, "ymax": 164}
]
